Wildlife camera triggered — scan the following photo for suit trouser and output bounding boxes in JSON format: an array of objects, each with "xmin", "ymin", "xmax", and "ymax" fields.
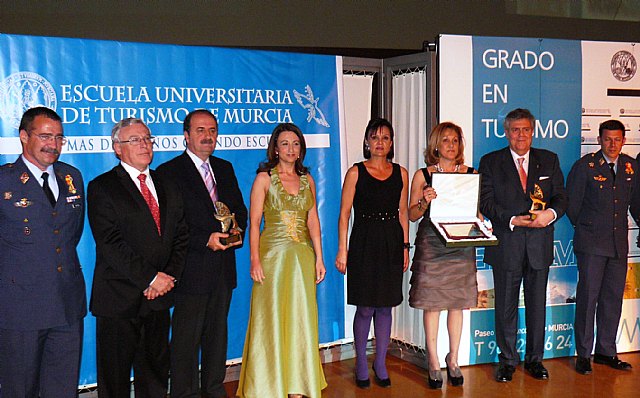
[
  {"xmin": 574, "ymin": 252, "xmax": 627, "ymax": 358},
  {"xmin": 492, "ymin": 260, "xmax": 549, "ymax": 366},
  {"xmin": 170, "ymin": 286, "xmax": 232, "ymax": 398},
  {"xmin": 96, "ymin": 310, "xmax": 170, "ymax": 398},
  {"xmin": 0, "ymin": 320, "xmax": 83, "ymax": 398}
]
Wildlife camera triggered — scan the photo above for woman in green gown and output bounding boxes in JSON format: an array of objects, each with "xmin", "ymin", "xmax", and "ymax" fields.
[{"xmin": 237, "ymin": 123, "xmax": 327, "ymax": 398}]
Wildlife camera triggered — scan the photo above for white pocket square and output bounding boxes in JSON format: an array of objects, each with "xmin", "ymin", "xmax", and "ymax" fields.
[{"xmin": 539, "ymin": 176, "xmax": 550, "ymax": 180}]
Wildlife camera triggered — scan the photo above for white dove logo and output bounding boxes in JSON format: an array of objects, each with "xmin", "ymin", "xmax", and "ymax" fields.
[{"xmin": 293, "ymin": 85, "xmax": 330, "ymax": 127}]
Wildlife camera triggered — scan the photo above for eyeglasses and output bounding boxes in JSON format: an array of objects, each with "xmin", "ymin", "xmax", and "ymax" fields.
[
  {"xmin": 508, "ymin": 127, "xmax": 533, "ymax": 135},
  {"xmin": 116, "ymin": 136, "xmax": 156, "ymax": 145},
  {"xmin": 31, "ymin": 133, "xmax": 67, "ymax": 144}
]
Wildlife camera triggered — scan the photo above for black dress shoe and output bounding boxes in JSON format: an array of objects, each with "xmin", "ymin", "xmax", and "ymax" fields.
[
  {"xmin": 427, "ymin": 370, "xmax": 443, "ymax": 389},
  {"xmin": 495, "ymin": 364, "xmax": 515, "ymax": 382},
  {"xmin": 372, "ymin": 364, "xmax": 391, "ymax": 388},
  {"xmin": 575, "ymin": 356, "xmax": 592, "ymax": 375},
  {"xmin": 593, "ymin": 353, "xmax": 632, "ymax": 370},
  {"xmin": 524, "ymin": 361, "xmax": 549, "ymax": 380}
]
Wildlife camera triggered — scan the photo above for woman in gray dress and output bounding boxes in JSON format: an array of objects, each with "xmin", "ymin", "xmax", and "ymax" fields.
[{"xmin": 408, "ymin": 122, "xmax": 479, "ymax": 389}]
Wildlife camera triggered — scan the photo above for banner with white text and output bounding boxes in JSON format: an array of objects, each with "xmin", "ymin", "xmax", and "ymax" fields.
[
  {"xmin": 440, "ymin": 34, "xmax": 640, "ymax": 365},
  {"xmin": 0, "ymin": 33, "xmax": 345, "ymax": 386}
]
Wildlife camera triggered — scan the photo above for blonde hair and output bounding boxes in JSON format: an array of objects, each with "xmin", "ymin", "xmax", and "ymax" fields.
[{"xmin": 425, "ymin": 122, "xmax": 465, "ymax": 166}]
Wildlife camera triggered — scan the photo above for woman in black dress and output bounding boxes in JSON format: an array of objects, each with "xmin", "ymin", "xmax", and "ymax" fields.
[
  {"xmin": 335, "ymin": 118, "xmax": 409, "ymax": 389},
  {"xmin": 408, "ymin": 122, "xmax": 479, "ymax": 388}
]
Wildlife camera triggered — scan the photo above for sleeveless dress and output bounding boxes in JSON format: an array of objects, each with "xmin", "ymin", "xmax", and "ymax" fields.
[
  {"xmin": 347, "ymin": 162, "xmax": 404, "ymax": 307},
  {"xmin": 409, "ymin": 167, "xmax": 478, "ymax": 310},
  {"xmin": 237, "ymin": 168, "xmax": 326, "ymax": 398}
]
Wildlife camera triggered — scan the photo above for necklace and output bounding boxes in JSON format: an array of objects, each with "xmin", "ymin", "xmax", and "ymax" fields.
[{"xmin": 435, "ymin": 163, "xmax": 460, "ymax": 172}]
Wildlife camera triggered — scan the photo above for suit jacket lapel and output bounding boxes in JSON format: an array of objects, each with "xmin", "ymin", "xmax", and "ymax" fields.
[
  {"xmin": 115, "ymin": 164, "xmax": 150, "ymax": 213},
  {"xmin": 527, "ymin": 150, "xmax": 542, "ymax": 194}
]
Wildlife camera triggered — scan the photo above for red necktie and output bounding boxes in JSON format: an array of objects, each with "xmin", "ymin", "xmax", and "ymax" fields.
[
  {"xmin": 138, "ymin": 173, "xmax": 161, "ymax": 235},
  {"xmin": 517, "ymin": 157, "xmax": 527, "ymax": 193}
]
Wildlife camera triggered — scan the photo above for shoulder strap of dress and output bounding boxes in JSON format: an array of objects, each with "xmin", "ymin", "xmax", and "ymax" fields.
[
  {"xmin": 466, "ymin": 166, "xmax": 475, "ymax": 174},
  {"xmin": 421, "ymin": 167, "xmax": 432, "ymax": 185}
]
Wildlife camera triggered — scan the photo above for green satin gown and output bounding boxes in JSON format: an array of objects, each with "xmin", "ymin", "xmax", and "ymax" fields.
[{"xmin": 237, "ymin": 168, "xmax": 327, "ymax": 397}]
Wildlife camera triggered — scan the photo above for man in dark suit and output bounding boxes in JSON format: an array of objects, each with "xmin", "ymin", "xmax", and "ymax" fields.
[
  {"xmin": 479, "ymin": 108, "xmax": 568, "ymax": 382},
  {"xmin": 157, "ymin": 109, "xmax": 247, "ymax": 398},
  {"xmin": 88, "ymin": 117, "xmax": 188, "ymax": 397},
  {"xmin": 0, "ymin": 107, "xmax": 86, "ymax": 398},
  {"xmin": 567, "ymin": 119, "xmax": 637, "ymax": 375}
]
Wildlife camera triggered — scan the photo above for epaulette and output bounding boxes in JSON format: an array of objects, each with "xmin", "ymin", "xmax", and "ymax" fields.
[{"xmin": 0, "ymin": 162, "xmax": 15, "ymax": 169}]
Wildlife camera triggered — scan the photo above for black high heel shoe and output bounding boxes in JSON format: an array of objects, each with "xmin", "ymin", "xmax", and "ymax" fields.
[
  {"xmin": 428, "ymin": 369, "xmax": 443, "ymax": 389},
  {"xmin": 355, "ymin": 376, "xmax": 370, "ymax": 389},
  {"xmin": 372, "ymin": 364, "xmax": 391, "ymax": 387},
  {"xmin": 445, "ymin": 353, "xmax": 464, "ymax": 386}
]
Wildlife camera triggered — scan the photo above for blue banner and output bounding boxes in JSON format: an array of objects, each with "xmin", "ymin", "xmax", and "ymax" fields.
[
  {"xmin": 470, "ymin": 36, "xmax": 582, "ymax": 362},
  {"xmin": 0, "ymin": 33, "xmax": 344, "ymax": 385}
]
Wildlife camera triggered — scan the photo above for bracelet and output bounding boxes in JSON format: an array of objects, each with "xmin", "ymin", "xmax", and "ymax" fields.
[{"xmin": 403, "ymin": 242, "xmax": 412, "ymax": 250}]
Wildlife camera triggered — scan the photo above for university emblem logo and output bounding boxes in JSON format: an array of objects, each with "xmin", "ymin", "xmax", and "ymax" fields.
[
  {"xmin": 293, "ymin": 85, "xmax": 330, "ymax": 128},
  {"xmin": 610, "ymin": 51, "xmax": 636, "ymax": 82},
  {"xmin": 0, "ymin": 72, "xmax": 57, "ymax": 129}
]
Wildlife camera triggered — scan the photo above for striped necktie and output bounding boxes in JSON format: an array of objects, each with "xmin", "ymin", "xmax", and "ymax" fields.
[
  {"xmin": 517, "ymin": 157, "xmax": 527, "ymax": 193},
  {"xmin": 201, "ymin": 162, "xmax": 218, "ymax": 204}
]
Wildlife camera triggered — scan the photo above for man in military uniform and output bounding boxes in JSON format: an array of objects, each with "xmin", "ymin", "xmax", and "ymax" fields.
[
  {"xmin": 567, "ymin": 119, "xmax": 637, "ymax": 375},
  {"xmin": 0, "ymin": 107, "xmax": 86, "ymax": 397}
]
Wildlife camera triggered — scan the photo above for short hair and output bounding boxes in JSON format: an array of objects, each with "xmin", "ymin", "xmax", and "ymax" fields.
[
  {"xmin": 19, "ymin": 107, "xmax": 62, "ymax": 132},
  {"xmin": 425, "ymin": 122, "xmax": 465, "ymax": 166},
  {"xmin": 363, "ymin": 118, "xmax": 395, "ymax": 160},
  {"xmin": 503, "ymin": 108, "xmax": 535, "ymax": 131},
  {"xmin": 599, "ymin": 119, "xmax": 626, "ymax": 137},
  {"xmin": 111, "ymin": 118, "xmax": 150, "ymax": 142},
  {"xmin": 257, "ymin": 123, "xmax": 309, "ymax": 175},
  {"xmin": 184, "ymin": 109, "xmax": 218, "ymax": 133}
]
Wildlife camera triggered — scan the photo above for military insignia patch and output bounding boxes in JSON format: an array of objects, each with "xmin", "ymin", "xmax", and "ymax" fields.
[
  {"xmin": 588, "ymin": 162, "xmax": 595, "ymax": 168},
  {"xmin": 593, "ymin": 175, "xmax": 607, "ymax": 182},
  {"xmin": 599, "ymin": 158, "xmax": 605, "ymax": 166},
  {"xmin": 3, "ymin": 192, "xmax": 12, "ymax": 200},
  {"xmin": 20, "ymin": 172, "xmax": 29, "ymax": 184},
  {"xmin": 14, "ymin": 198, "xmax": 32, "ymax": 207}
]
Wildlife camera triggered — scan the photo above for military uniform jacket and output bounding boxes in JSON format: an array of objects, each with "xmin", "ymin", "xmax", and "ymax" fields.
[
  {"xmin": 567, "ymin": 151, "xmax": 640, "ymax": 258},
  {"xmin": 0, "ymin": 157, "xmax": 87, "ymax": 331}
]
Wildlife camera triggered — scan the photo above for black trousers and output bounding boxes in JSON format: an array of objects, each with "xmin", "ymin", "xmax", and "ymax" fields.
[
  {"xmin": 170, "ymin": 286, "xmax": 232, "ymax": 398},
  {"xmin": 574, "ymin": 252, "xmax": 627, "ymax": 358},
  {"xmin": 96, "ymin": 310, "xmax": 170, "ymax": 398},
  {"xmin": 492, "ymin": 260, "xmax": 549, "ymax": 366}
]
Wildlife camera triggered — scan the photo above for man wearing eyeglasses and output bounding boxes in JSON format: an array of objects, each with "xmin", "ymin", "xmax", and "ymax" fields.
[
  {"xmin": 479, "ymin": 108, "xmax": 568, "ymax": 383},
  {"xmin": 157, "ymin": 109, "xmax": 247, "ymax": 398},
  {"xmin": 87, "ymin": 117, "xmax": 188, "ymax": 397},
  {"xmin": 0, "ymin": 107, "xmax": 86, "ymax": 397}
]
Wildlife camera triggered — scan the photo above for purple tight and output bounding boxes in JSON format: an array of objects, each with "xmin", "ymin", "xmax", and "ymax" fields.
[{"xmin": 353, "ymin": 306, "xmax": 392, "ymax": 380}]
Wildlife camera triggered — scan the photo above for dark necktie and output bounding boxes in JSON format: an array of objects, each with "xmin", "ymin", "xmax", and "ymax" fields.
[
  {"xmin": 138, "ymin": 173, "xmax": 161, "ymax": 235},
  {"xmin": 609, "ymin": 162, "xmax": 616, "ymax": 179},
  {"xmin": 41, "ymin": 172, "xmax": 56, "ymax": 207}
]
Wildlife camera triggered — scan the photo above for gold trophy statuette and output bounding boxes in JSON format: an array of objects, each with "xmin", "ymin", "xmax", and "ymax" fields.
[
  {"xmin": 529, "ymin": 183, "xmax": 546, "ymax": 220},
  {"xmin": 214, "ymin": 201, "xmax": 242, "ymax": 245}
]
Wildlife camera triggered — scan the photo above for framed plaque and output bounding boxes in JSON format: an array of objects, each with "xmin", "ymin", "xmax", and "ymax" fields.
[{"xmin": 429, "ymin": 173, "xmax": 498, "ymax": 247}]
